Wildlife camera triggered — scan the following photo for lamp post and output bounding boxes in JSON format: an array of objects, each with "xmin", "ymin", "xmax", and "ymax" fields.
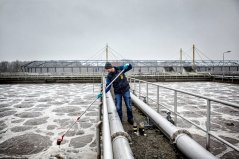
[{"xmin": 223, "ymin": 51, "xmax": 231, "ymax": 79}]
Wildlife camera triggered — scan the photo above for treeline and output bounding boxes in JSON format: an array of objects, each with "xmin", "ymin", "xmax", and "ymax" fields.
[{"xmin": 0, "ymin": 61, "xmax": 28, "ymax": 72}]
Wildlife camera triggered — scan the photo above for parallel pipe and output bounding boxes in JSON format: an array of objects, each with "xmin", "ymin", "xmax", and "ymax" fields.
[
  {"xmin": 96, "ymin": 121, "xmax": 102, "ymax": 159},
  {"xmin": 102, "ymin": 78, "xmax": 113, "ymax": 159},
  {"xmin": 131, "ymin": 93, "xmax": 217, "ymax": 159},
  {"xmin": 97, "ymin": 95, "xmax": 103, "ymax": 159},
  {"xmin": 106, "ymin": 92, "xmax": 134, "ymax": 159}
]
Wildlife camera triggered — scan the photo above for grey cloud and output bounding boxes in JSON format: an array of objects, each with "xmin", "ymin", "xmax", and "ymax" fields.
[{"xmin": 0, "ymin": 0, "xmax": 238, "ymax": 61}]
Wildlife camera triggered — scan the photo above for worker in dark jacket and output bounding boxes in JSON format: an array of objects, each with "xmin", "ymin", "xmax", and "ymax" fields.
[{"xmin": 102, "ymin": 62, "xmax": 134, "ymax": 125}]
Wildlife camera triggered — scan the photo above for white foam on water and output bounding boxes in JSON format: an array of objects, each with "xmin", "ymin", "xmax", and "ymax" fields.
[
  {"xmin": 1, "ymin": 81, "xmax": 238, "ymax": 158},
  {"xmin": 217, "ymin": 147, "xmax": 236, "ymax": 158},
  {"xmin": 0, "ymin": 83, "xmax": 100, "ymax": 159}
]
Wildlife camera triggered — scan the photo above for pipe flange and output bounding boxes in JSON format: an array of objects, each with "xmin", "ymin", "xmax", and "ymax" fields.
[
  {"xmin": 171, "ymin": 129, "xmax": 192, "ymax": 143},
  {"xmin": 111, "ymin": 131, "xmax": 132, "ymax": 143}
]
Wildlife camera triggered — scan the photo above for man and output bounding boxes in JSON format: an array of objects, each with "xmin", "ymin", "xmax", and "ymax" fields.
[{"xmin": 98, "ymin": 62, "xmax": 134, "ymax": 125}]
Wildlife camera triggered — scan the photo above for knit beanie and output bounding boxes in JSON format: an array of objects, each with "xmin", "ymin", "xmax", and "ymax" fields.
[{"xmin": 105, "ymin": 62, "xmax": 113, "ymax": 69}]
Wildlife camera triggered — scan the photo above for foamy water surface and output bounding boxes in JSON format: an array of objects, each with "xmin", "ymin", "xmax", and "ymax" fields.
[
  {"xmin": 0, "ymin": 83, "xmax": 100, "ymax": 159},
  {"xmin": 0, "ymin": 82, "xmax": 238, "ymax": 158}
]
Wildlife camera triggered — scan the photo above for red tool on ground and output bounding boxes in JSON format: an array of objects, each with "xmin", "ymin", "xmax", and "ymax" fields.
[{"xmin": 56, "ymin": 97, "xmax": 99, "ymax": 146}]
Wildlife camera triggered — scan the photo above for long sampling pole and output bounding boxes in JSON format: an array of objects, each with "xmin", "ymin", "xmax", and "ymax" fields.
[{"xmin": 57, "ymin": 69, "xmax": 125, "ymax": 146}]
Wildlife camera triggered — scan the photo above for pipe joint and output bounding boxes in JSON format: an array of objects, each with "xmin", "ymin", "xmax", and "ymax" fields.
[
  {"xmin": 171, "ymin": 129, "xmax": 192, "ymax": 143},
  {"xmin": 111, "ymin": 131, "xmax": 132, "ymax": 143}
]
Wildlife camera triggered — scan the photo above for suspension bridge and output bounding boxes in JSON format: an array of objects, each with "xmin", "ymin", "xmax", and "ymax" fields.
[{"xmin": 1, "ymin": 45, "xmax": 239, "ymax": 84}]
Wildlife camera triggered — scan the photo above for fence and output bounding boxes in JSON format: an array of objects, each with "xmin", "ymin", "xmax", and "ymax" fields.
[{"xmin": 129, "ymin": 77, "xmax": 239, "ymax": 152}]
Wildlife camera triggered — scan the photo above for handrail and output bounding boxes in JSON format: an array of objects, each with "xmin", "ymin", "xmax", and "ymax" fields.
[
  {"xmin": 141, "ymin": 96, "xmax": 239, "ymax": 152},
  {"xmin": 130, "ymin": 77, "xmax": 239, "ymax": 109},
  {"xmin": 131, "ymin": 93, "xmax": 217, "ymax": 159},
  {"xmin": 129, "ymin": 77, "xmax": 239, "ymax": 152},
  {"xmin": 0, "ymin": 72, "xmax": 103, "ymax": 76}
]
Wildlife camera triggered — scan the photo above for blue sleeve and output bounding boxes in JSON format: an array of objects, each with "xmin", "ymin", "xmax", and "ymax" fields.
[
  {"xmin": 119, "ymin": 64, "xmax": 132, "ymax": 73},
  {"xmin": 126, "ymin": 64, "xmax": 132, "ymax": 72},
  {"xmin": 105, "ymin": 78, "xmax": 111, "ymax": 93}
]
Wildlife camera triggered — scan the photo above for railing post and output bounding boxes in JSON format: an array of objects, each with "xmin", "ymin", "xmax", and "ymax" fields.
[
  {"xmin": 146, "ymin": 82, "xmax": 148, "ymax": 103},
  {"xmin": 174, "ymin": 90, "xmax": 178, "ymax": 126},
  {"xmin": 139, "ymin": 80, "xmax": 141, "ymax": 98},
  {"xmin": 206, "ymin": 99, "xmax": 211, "ymax": 150},
  {"xmin": 134, "ymin": 78, "xmax": 136, "ymax": 92},
  {"xmin": 157, "ymin": 85, "xmax": 159, "ymax": 113},
  {"xmin": 93, "ymin": 69, "xmax": 95, "ymax": 93}
]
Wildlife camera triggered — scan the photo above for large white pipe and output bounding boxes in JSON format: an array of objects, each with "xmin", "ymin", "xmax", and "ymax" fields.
[
  {"xmin": 131, "ymin": 93, "xmax": 217, "ymax": 159},
  {"xmin": 102, "ymin": 79, "xmax": 113, "ymax": 159},
  {"xmin": 106, "ymin": 92, "xmax": 134, "ymax": 159}
]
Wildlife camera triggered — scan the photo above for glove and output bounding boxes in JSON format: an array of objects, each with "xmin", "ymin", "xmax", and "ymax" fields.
[
  {"xmin": 97, "ymin": 93, "xmax": 102, "ymax": 99},
  {"xmin": 123, "ymin": 63, "xmax": 129, "ymax": 70}
]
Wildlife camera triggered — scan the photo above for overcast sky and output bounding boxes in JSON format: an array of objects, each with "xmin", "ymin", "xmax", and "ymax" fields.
[{"xmin": 0, "ymin": 0, "xmax": 238, "ymax": 61}]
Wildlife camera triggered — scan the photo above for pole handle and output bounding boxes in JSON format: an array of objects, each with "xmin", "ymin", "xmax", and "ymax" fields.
[{"xmin": 105, "ymin": 69, "xmax": 125, "ymax": 90}]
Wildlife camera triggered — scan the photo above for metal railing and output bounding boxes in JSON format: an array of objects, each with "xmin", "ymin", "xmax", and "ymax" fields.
[
  {"xmin": 129, "ymin": 77, "xmax": 239, "ymax": 152},
  {"xmin": 212, "ymin": 74, "xmax": 239, "ymax": 82},
  {"xmin": 0, "ymin": 72, "xmax": 103, "ymax": 77}
]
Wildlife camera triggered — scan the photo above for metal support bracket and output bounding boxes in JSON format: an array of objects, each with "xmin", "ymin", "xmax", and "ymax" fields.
[
  {"xmin": 111, "ymin": 131, "xmax": 132, "ymax": 143},
  {"xmin": 171, "ymin": 129, "xmax": 192, "ymax": 143}
]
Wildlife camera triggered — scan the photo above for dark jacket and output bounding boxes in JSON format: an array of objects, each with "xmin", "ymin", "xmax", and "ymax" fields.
[{"xmin": 106, "ymin": 64, "xmax": 132, "ymax": 94}]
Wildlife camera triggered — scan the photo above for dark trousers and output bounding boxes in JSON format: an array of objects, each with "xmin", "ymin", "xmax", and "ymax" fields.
[{"xmin": 115, "ymin": 90, "xmax": 133, "ymax": 121}]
